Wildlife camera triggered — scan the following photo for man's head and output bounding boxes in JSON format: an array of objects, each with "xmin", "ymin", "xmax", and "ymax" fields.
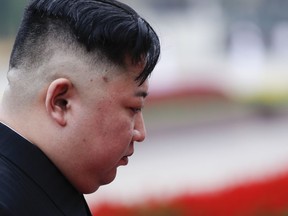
[{"xmin": 1, "ymin": 0, "xmax": 160, "ymax": 193}]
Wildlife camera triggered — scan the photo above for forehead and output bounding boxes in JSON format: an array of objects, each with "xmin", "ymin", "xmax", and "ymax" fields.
[
  {"xmin": 123, "ymin": 54, "xmax": 146, "ymax": 74},
  {"xmin": 104, "ymin": 68, "xmax": 149, "ymax": 101}
]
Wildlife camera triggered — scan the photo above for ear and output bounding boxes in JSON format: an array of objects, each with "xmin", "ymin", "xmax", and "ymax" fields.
[{"xmin": 45, "ymin": 78, "xmax": 74, "ymax": 126}]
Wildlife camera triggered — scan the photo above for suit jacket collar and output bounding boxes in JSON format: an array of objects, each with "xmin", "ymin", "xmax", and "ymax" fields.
[{"xmin": 0, "ymin": 123, "xmax": 91, "ymax": 215}]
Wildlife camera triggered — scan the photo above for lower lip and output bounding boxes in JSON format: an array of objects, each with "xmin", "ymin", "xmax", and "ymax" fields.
[{"xmin": 119, "ymin": 156, "xmax": 129, "ymax": 166}]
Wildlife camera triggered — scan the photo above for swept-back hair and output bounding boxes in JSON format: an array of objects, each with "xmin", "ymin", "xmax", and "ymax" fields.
[{"xmin": 10, "ymin": 0, "xmax": 160, "ymax": 84}]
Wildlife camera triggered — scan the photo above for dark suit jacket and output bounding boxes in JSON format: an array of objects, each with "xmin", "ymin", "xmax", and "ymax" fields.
[{"xmin": 0, "ymin": 123, "xmax": 92, "ymax": 216}]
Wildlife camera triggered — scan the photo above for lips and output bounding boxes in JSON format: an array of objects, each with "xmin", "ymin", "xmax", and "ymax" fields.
[
  {"xmin": 126, "ymin": 151, "xmax": 134, "ymax": 157},
  {"xmin": 119, "ymin": 156, "xmax": 129, "ymax": 166},
  {"xmin": 118, "ymin": 144, "xmax": 134, "ymax": 166},
  {"xmin": 119, "ymin": 152, "xmax": 133, "ymax": 166}
]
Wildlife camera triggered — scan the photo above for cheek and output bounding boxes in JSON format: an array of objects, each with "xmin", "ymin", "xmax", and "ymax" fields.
[
  {"xmin": 75, "ymin": 98, "xmax": 135, "ymax": 151},
  {"xmin": 68, "ymin": 108, "xmax": 135, "ymax": 190},
  {"xmin": 102, "ymin": 115, "xmax": 135, "ymax": 154},
  {"xmin": 83, "ymin": 111, "xmax": 134, "ymax": 151},
  {"xmin": 95, "ymin": 107, "xmax": 134, "ymax": 140}
]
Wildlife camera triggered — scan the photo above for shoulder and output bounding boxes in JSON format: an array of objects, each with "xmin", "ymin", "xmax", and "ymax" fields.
[
  {"xmin": 0, "ymin": 155, "xmax": 34, "ymax": 213},
  {"xmin": 0, "ymin": 156, "xmax": 53, "ymax": 215},
  {"xmin": 0, "ymin": 202, "xmax": 13, "ymax": 216},
  {"xmin": 0, "ymin": 203, "xmax": 13, "ymax": 216}
]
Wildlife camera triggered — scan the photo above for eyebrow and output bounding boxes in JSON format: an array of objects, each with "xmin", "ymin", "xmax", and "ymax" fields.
[{"xmin": 135, "ymin": 91, "xmax": 148, "ymax": 98}]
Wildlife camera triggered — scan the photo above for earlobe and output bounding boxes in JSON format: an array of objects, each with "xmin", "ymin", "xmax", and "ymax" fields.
[{"xmin": 45, "ymin": 78, "xmax": 73, "ymax": 127}]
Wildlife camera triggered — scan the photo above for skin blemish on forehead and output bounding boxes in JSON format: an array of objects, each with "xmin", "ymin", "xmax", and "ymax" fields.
[{"xmin": 102, "ymin": 76, "xmax": 109, "ymax": 83}]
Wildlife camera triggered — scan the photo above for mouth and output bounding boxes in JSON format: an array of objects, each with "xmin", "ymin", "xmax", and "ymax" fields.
[
  {"xmin": 119, "ymin": 156, "xmax": 129, "ymax": 166},
  {"xmin": 119, "ymin": 152, "xmax": 134, "ymax": 166},
  {"xmin": 118, "ymin": 143, "xmax": 134, "ymax": 166}
]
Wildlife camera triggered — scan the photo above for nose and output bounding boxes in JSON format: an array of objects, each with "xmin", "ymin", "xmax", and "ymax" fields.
[{"xmin": 133, "ymin": 113, "xmax": 146, "ymax": 142}]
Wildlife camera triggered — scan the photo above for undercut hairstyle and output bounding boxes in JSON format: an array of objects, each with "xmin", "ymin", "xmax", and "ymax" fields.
[{"xmin": 9, "ymin": 0, "xmax": 160, "ymax": 84}]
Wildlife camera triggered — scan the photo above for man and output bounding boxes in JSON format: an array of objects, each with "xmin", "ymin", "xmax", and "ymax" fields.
[{"xmin": 0, "ymin": 0, "xmax": 160, "ymax": 215}]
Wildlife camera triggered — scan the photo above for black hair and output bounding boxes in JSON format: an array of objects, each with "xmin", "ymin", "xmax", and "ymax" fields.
[{"xmin": 10, "ymin": 0, "xmax": 160, "ymax": 84}]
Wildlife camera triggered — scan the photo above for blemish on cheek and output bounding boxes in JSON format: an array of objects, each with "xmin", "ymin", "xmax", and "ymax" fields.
[{"xmin": 90, "ymin": 79, "xmax": 93, "ymax": 82}]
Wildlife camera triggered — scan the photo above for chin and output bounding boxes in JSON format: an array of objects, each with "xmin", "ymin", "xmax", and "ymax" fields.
[
  {"xmin": 82, "ymin": 185, "xmax": 101, "ymax": 195},
  {"xmin": 81, "ymin": 169, "xmax": 118, "ymax": 194},
  {"xmin": 101, "ymin": 170, "xmax": 118, "ymax": 186}
]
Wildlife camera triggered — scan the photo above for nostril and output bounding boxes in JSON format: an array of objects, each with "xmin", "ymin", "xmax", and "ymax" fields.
[
  {"xmin": 133, "ymin": 129, "xmax": 146, "ymax": 143},
  {"xmin": 134, "ymin": 114, "xmax": 146, "ymax": 142}
]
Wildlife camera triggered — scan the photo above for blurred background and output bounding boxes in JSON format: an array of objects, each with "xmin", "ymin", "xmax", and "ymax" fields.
[{"xmin": 2, "ymin": 0, "xmax": 288, "ymax": 215}]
